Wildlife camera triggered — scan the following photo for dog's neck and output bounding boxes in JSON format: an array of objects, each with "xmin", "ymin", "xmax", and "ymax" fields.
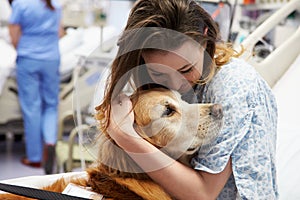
[
  {"xmin": 94, "ymin": 134, "xmax": 194, "ymax": 179},
  {"xmin": 94, "ymin": 134, "xmax": 151, "ymax": 180},
  {"xmin": 178, "ymin": 154, "xmax": 194, "ymax": 167}
]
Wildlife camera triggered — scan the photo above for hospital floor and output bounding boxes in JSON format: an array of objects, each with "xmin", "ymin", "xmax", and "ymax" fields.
[
  {"xmin": 0, "ymin": 120, "xmax": 76, "ymax": 181},
  {"xmin": 0, "ymin": 134, "xmax": 44, "ymax": 180}
]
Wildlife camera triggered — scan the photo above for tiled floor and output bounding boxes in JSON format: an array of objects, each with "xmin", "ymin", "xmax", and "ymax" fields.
[
  {"xmin": 0, "ymin": 118, "xmax": 80, "ymax": 181},
  {"xmin": 0, "ymin": 134, "xmax": 44, "ymax": 181}
]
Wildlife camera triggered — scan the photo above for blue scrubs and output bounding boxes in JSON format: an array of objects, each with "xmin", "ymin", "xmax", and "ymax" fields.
[{"xmin": 9, "ymin": 0, "xmax": 61, "ymax": 162}]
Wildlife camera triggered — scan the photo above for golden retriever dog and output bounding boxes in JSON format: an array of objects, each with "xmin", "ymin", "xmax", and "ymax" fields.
[{"xmin": 0, "ymin": 88, "xmax": 223, "ymax": 200}]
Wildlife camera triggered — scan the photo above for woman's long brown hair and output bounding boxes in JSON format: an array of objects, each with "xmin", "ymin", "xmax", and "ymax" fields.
[{"xmin": 95, "ymin": 0, "xmax": 241, "ymax": 131}]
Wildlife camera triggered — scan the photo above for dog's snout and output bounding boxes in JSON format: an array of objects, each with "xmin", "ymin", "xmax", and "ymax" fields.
[{"xmin": 210, "ymin": 104, "xmax": 223, "ymax": 120}]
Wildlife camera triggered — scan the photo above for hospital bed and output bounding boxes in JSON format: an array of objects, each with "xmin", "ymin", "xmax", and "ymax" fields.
[
  {"xmin": 1, "ymin": 0, "xmax": 300, "ymax": 199},
  {"xmin": 240, "ymin": 0, "xmax": 300, "ymax": 87}
]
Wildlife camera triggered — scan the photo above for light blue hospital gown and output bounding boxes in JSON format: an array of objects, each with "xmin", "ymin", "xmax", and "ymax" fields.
[{"xmin": 191, "ymin": 58, "xmax": 278, "ymax": 199}]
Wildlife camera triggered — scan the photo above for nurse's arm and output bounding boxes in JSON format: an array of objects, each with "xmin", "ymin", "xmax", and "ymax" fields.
[
  {"xmin": 8, "ymin": 24, "xmax": 21, "ymax": 48},
  {"xmin": 58, "ymin": 22, "xmax": 65, "ymax": 38}
]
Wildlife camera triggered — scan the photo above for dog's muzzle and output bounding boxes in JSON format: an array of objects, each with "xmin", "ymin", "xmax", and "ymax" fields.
[{"xmin": 210, "ymin": 104, "xmax": 223, "ymax": 120}]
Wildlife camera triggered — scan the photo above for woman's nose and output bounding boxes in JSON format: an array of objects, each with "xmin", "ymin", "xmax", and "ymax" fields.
[{"xmin": 165, "ymin": 73, "xmax": 186, "ymax": 91}]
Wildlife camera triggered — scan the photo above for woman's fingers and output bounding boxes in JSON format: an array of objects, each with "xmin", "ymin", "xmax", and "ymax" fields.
[
  {"xmin": 111, "ymin": 93, "xmax": 133, "ymax": 124},
  {"xmin": 115, "ymin": 93, "xmax": 132, "ymax": 109},
  {"xmin": 109, "ymin": 93, "xmax": 139, "ymax": 140}
]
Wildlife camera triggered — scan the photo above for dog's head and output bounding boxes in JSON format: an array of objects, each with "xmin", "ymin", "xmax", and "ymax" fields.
[
  {"xmin": 131, "ymin": 88, "xmax": 223, "ymax": 159},
  {"xmin": 95, "ymin": 87, "xmax": 223, "ymax": 173}
]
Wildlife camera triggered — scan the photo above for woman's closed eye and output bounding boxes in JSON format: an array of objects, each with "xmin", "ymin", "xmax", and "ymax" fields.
[{"xmin": 179, "ymin": 66, "xmax": 193, "ymax": 74}]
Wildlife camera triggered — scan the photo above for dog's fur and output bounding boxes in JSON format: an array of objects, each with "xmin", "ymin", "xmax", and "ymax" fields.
[{"xmin": 0, "ymin": 88, "xmax": 223, "ymax": 200}]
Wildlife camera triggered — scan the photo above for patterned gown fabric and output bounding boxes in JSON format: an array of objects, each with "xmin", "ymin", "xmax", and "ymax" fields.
[{"xmin": 191, "ymin": 58, "xmax": 278, "ymax": 200}]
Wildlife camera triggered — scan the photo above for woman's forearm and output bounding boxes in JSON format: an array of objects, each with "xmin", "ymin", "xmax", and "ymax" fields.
[{"xmin": 120, "ymin": 133, "xmax": 232, "ymax": 200}]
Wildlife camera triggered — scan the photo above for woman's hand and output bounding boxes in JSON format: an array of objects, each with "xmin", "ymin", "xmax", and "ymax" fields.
[{"xmin": 107, "ymin": 93, "xmax": 141, "ymax": 147}]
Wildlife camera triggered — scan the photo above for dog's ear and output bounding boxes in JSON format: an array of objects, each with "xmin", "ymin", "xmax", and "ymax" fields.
[
  {"xmin": 130, "ymin": 90, "xmax": 152, "ymax": 127},
  {"xmin": 133, "ymin": 102, "xmax": 151, "ymax": 127}
]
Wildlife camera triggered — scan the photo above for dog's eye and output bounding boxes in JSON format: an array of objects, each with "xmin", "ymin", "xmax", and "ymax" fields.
[{"xmin": 162, "ymin": 106, "xmax": 175, "ymax": 117}]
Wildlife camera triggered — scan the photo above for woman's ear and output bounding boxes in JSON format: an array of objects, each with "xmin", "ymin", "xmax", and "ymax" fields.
[
  {"xmin": 202, "ymin": 41, "xmax": 207, "ymax": 49},
  {"xmin": 204, "ymin": 27, "xmax": 208, "ymax": 35},
  {"xmin": 202, "ymin": 27, "xmax": 208, "ymax": 49},
  {"xmin": 199, "ymin": 40, "xmax": 207, "ymax": 51},
  {"xmin": 141, "ymin": 51, "xmax": 146, "ymax": 60}
]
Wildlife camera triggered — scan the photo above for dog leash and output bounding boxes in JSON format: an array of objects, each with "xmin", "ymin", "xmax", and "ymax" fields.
[{"xmin": 0, "ymin": 182, "xmax": 90, "ymax": 200}]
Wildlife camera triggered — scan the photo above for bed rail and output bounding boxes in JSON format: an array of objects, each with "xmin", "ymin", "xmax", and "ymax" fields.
[{"xmin": 240, "ymin": 0, "xmax": 300, "ymax": 87}]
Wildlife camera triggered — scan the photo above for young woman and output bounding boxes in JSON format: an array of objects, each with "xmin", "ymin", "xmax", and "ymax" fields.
[{"xmin": 96, "ymin": 0, "xmax": 278, "ymax": 199}]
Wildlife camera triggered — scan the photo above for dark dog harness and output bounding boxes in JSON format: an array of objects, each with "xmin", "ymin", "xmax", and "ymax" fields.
[{"xmin": 0, "ymin": 182, "xmax": 100, "ymax": 200}]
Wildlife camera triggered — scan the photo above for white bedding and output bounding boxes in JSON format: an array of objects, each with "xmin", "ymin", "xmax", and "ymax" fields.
[
  {"xmin": 273, "ymin": 54, "xmax": 300, "ymax": 200},
  {"xmin": 0, "ymin": 38, "xmax": 16, "ymax": 94},
  {"xmin": 58, "ymin": 26, "xmax": 117, "ymax": 81}
]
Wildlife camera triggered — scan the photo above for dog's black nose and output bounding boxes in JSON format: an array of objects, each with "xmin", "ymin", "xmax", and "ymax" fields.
[{"xmin": 210, "ymin": 104, "xmax": 223, "ymax": 120}]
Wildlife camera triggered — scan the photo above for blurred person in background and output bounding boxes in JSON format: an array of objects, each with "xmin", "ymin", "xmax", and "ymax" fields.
[{"xmin": 8, "ymin": 0, "xmax": 64, "ymax": 174}]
